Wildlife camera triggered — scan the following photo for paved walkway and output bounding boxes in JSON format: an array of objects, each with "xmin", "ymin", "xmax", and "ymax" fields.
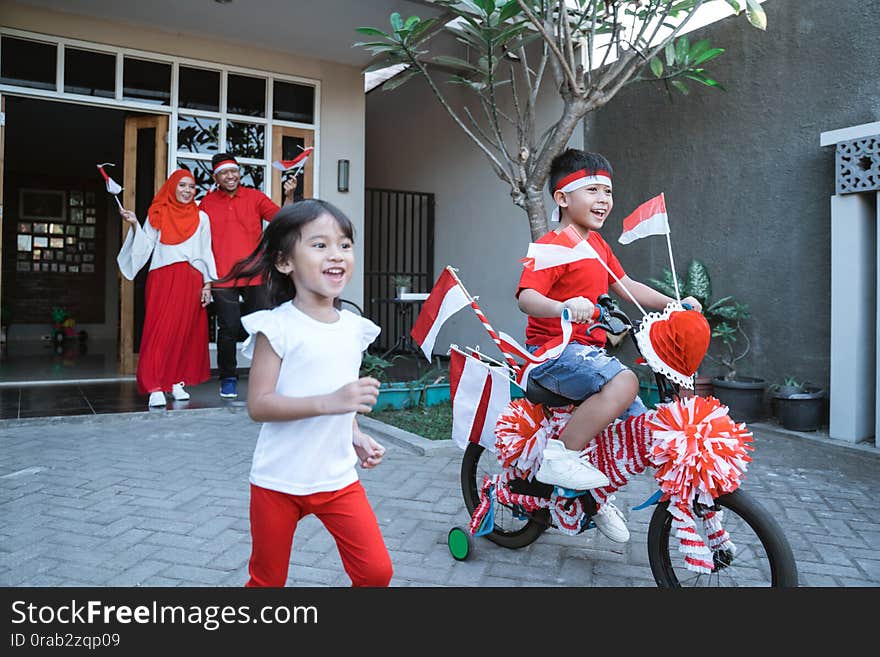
[{"xmin": 1, "ymin": 407, "xmax": 878, "ymax": 587}]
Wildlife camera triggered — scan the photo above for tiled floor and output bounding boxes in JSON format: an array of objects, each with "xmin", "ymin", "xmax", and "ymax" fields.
[{"xmin": 0, "ymin": 338, "xmax": 434, "ymax": 420}]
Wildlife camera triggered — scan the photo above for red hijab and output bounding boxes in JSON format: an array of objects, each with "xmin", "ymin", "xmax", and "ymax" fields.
[{"xmin": 147, "ymin": 169, "xmax": 200, "ymax": 245}]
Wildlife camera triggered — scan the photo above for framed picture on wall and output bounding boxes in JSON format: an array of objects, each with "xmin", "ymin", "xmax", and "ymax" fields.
[
  {"xmin": 32, "ymin": 222, "xmax": 48, "ymax": 234},
  {"xmin": 17, "ymin": 235, "xmax": 32, "ymax": 252},
  {"xmin": 20, "ymin": 189, "xmax": 65, "ymax": 220},
  {"xmin": 34, "ymin": 236, "xmax": 48, "ymax": 248},
  {"xmin": 18, "ymin": 222, "xmax": 30, "ymax": 233}
]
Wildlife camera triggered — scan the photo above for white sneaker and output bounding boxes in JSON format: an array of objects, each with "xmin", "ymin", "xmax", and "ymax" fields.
[
  {"xmin": 171, "ymin": 382, "xmax": 190, "ymax": 401},
  {"xmin": 593, "ymin": 498, "xmax": 630, "ymax": 543},
  {"xmin": 148, "ymin": 391, "xmax": 166, "ymax": 407},
  {"xmin": 535, "ymin": 440, "xmax": 610, "ymax": 490}
]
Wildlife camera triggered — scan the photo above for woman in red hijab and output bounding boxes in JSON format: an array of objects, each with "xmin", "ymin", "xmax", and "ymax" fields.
[{"xmin": 117, "ymin": 169, "xmax": 218, "ymax": 408}]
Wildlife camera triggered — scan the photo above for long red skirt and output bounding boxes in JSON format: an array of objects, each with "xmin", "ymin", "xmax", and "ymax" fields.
[{"xmin": 137, "ymin": 261, "xmax": 210, "ymax": 394}]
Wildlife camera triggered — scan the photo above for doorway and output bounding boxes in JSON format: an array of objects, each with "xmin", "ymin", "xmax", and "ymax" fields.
[{"xmin": 0, "ymin": 95, "xmax": 159, "ymax": 382}]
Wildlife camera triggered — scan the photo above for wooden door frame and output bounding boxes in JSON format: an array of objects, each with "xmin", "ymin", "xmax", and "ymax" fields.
[
  {"xmin": 119, "ymin": 114, "xmax": 168, "ymax": 375},
  {"xmin": 271, "ymin": 126, "xmax": 314, "ymax": 203}
]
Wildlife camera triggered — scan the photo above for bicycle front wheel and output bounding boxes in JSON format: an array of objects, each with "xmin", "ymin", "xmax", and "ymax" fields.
[
  {"xmin": 647, "ymin": 488, "xmax": 798, "ymax": 587},
  {"xmin": 461, "ymin": 442, "xmax": 549, "ymax": 549}
]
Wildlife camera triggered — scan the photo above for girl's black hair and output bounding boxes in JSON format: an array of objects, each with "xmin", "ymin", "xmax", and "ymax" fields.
[{"xmin": 218, "ymin": 199, "xmax": 355, "ymax": 307}]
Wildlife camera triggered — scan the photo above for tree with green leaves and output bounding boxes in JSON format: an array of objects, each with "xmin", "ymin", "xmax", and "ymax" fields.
[{"xmin": 356, "ymin": 0, "xmax": 766, "ymax": 240}]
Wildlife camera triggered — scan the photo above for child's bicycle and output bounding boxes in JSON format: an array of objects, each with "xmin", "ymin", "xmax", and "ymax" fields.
[{"xmin": 448, "ymin": 295, "xmax": 798, "ymax": 588}]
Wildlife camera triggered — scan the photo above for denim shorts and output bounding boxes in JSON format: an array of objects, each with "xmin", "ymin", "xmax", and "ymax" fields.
[{"xmin": 527, "ymin": 343, "xmax": 647, "ymax": 419}]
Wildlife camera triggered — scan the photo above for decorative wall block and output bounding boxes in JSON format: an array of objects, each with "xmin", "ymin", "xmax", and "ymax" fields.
[{"xmin": 836, "ymin": 135, "xmax": 880, "ymax": 194}]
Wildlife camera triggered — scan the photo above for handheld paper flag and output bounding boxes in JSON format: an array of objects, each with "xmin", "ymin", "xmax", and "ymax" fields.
[
  {"xmin": 96, "ymin": 163, "xmax": 124, "ymax": 209},
  {"xmin": 272, "ymin": 147, "xmax": 314, "ymax": 173},
  {"xmin": 619, "ymin": 193, "xmax": 670, "ymax": 245}
]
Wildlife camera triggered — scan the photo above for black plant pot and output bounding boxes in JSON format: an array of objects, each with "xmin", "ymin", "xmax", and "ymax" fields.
[
  {"xmin": 712, "ymin": 376, "xmax": 767, "ymax": 423},
  {"xmin": 771, "ymin": 387, "xmax": 826, "ymax": 432}
]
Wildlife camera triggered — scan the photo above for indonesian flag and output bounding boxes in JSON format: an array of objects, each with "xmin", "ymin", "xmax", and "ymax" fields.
[
  {"xmin": 272, "ymin": 147, "xmax": 314, "ymax": 173},
  {"xmin": 520, "ymin": 224, "xmax": 600, "ymax": 271},
  {"xmin": 410, "ymin": 267, "xmax": 470, "ymax": 360},
  {"xmin": 449, "ymin": 347, "xmax": 512, "ymax": 452},
  {"xmin": 96, "ymin": 163, "xmax": 123, "ymax": 195},
  {"xmin": 618, "ymin": 193, "xmax": 670, "ymax": 245}
]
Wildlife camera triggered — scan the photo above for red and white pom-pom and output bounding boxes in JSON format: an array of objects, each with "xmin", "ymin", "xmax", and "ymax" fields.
[
  {"xmin": 550, "ymin": 494, "xmax": 586, "ymax": 535},
  {"xmin": 647, "ymin": 396, "xmax": 753, "ymax": 508},
  {"xmin": 495, "ymin": 399, "xmax": 561, "ymax": 478}
]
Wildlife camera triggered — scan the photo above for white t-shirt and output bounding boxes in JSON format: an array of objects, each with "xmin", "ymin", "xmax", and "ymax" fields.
[{"xmin": 240, "ymin": 302, "xmax": 381, "ymax": 495}]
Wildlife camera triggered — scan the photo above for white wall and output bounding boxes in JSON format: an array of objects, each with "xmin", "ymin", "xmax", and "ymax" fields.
[{"xmin": 365, "ymin": 68, "xmax": 582, "ymax": 358}]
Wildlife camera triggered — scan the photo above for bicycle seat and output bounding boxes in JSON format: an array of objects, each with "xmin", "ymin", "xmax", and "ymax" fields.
[{"xmin": 525, "ymin": 376, "xmax": 579, "ymax": 408}]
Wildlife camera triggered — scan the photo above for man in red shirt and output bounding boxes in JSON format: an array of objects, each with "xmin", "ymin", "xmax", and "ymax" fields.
[{"xmin": 200, "ymin": 152, "xmax": 296, "ymax": 399}]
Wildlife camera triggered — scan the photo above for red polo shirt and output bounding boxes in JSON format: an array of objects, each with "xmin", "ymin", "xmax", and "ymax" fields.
[
  {"xmin": 516, "ymin": 229, "xmax": 626, "ymax": 348},
  {"xmin": 200, "ymin": 186, "xmax": 281, "ymax": 287}
]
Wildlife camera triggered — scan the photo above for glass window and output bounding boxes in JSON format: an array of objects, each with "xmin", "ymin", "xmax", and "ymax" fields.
[
  {"xmin": 64, "ymin": 47, "xmax": 115, "ymax": 97},
  {"xmin": 0, "ymin": 36, "xmax": 56, "ymax": 90},
  {"xmin": 177, "ymin": 115, "xmax": 219, "ymax": 154},
  {"xmin": 273, "ymin": 81, "xmax": 314, "ymax": 123},
  {"xmin": 239, "ymin": 164, "xmax": 265, "ymax": 192},
  {"xmin": 227, "ymin": 73, "xmax": 265, "ymax": 117},
  {"xmin": 179, "ymin": 66, "xmax": 220, "ymax": 111},
  {"xmin": 176, "ymin": 159, "xmax": 214, "ymax": 200},
  {"xmin": 226, "ymin": 121, "xmax": 265, "ymax": 159},
  {"xmin": 123, "ymin": 57, "xmax": 171, "ymax": 105}
]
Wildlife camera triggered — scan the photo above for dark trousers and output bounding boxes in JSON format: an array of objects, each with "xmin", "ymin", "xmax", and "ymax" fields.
[{"xmin": 213, "ymin": 285, "xmax": 271, "ymax": 380}]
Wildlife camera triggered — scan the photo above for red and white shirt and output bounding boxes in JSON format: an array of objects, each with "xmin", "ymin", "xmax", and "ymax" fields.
[{"xmin": 516, "ymin": 229, "xmax": 625, "ymax": 348}]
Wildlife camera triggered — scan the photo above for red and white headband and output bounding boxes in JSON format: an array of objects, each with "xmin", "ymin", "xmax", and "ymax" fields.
[
  {"xmin": 551, "ymin": 168, "xmax": 613, "ymax": 221},
  {"xmin": 213, "ymin": 159, "xmax": 239, "ymax": 175}
]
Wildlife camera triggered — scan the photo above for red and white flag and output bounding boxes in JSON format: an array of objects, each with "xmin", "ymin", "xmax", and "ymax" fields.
[
  {"xmin": 410, "ymin": 267, "xmax": 470, "ymax": 360},
  {"xmin": 449, "ymin": 347, "xmax": 511, "ymax": 452},
  {"xmin": 618, "ymin": 193, "xmax": 670, "ymax": 245},
  {"xmin": 272, "ymin": 147, "xmax": 314, "ymax": 173},
  {"xmin": 521, "ymin": 224, "xmax": 600, "ymax": 271},
  {"xmin": 96, "ymin": 163, "xmax": 123, "ymax": 195}
]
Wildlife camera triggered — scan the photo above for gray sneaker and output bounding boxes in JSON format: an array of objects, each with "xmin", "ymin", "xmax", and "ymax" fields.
[{"xmin": 535, "ymin": 440, "xmax": 610, "ymax": 490}]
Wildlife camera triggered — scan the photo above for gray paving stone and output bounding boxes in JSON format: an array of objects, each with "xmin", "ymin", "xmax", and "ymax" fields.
[{"xmin": 2, "ymin": 408, "xmax": 879, "ymax": 588}]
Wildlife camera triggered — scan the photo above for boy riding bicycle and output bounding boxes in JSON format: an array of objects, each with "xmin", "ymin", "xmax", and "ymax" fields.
[{"xmin": 516, "ymin": 149, "xmax": 702, "ymax": 543}]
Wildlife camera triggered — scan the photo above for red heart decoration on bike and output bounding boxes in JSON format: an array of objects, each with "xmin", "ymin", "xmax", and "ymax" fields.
[{"xmin": 648, "ymin": 309, "xmax": 710, "ymax": 378}]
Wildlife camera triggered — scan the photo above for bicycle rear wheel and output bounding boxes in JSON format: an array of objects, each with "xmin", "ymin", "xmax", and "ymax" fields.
[
  {"xmin": 647, "ymin": 488, "xmax": 798, "ymax": 587},
  {"xmin": 461, "ymin": 443, "xmax": 549, "ymax": 549}
]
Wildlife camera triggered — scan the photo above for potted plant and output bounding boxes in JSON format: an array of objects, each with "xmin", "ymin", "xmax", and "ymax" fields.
[
  {"xmin": 770, "ymin": 377, "xmax": 826, "ymax": 432},
  {"xmin": 360, "ymin": 352, "xmax": 421, "ymax": 411},
  {"xmin": 649, "ymin": 260, "xmax": 765, "ymax": 421},
  {"xmin": 392, "ymin": 274, "xmax": 412, "ymax": 299}
]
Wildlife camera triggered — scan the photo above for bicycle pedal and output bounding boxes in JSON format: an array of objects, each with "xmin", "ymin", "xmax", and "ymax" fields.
[{"xmin": 553, "ymin": 486, "xmax": 584, "ymax": 498}]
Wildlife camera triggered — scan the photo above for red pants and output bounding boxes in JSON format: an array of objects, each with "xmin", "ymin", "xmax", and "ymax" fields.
[{"xmin": 246, "ymin": 481, "xmax": 393, "ymax": 587}]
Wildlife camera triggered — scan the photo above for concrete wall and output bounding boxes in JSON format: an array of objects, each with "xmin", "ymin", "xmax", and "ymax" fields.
[
  {"xmin": 1, "ymin": 0, "xmax": 367, "ymax": 307},
  {"xmin": 366, "ymin": 0, "xmax": 880, "ymax": 389},
  {"xmin": 586, "ymin": 0, "xmax": 879, "ymax": 388}
]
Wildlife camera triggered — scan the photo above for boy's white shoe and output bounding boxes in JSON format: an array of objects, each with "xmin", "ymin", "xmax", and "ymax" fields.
[
  {"xmin": 535, "ymin": 439, "xmax": 610, "ymax": 490},
  {"xmin": 148, "ymin": 391, "xmax": 166, "ymax": 407},
  {"xmin": 593, "ymin": 499, "xmax": 630, "ymax": 543},
  {"xmin": 171, "ymin": 382, "xmax": 190, "ymax": 401}
]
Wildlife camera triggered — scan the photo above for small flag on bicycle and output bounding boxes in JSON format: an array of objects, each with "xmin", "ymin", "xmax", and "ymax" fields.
[
  {"xmin": 618, "ymin": 193, "xmax": 670, "ymax": 244},
  {"xmin": 449, "ymin": 348, "xmax": 511, "ymax": 452},
  {"xmin": 410, "ymin": 268, "xmax": 470, "ymax": 361}
]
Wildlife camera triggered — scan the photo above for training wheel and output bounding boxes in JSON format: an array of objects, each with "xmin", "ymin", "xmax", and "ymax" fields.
[{"xmin": 447, "ymin": 526, "xmax": 472, "ymax": 561}]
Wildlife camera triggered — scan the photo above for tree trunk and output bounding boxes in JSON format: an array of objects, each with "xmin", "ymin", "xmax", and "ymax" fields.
[{"xmin": 524, "ymin": 189, "xmax": 549, "ymax": 241}]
